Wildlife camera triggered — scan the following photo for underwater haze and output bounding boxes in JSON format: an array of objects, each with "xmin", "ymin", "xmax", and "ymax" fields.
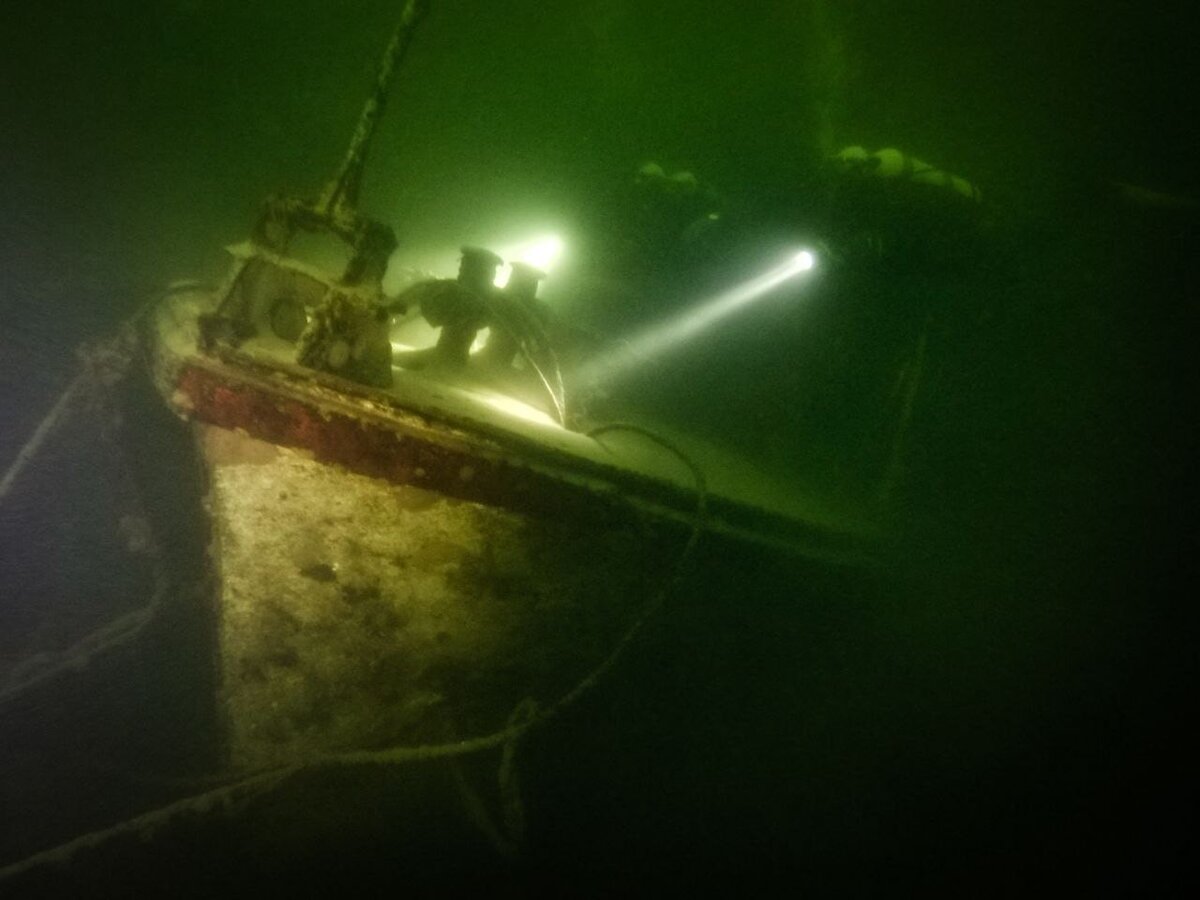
[{"xmin": 2, "ymin": 0, "xmax": 1197, "ymax": 893}]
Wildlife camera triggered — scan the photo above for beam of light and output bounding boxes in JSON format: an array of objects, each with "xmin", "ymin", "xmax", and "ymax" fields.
[
  {"xmin": 493, "ymin": 233, "xmax": 565, "ymax": 287},
  {"xmin": 575, "ymin": 249, "xmax": 817, "ymax": 386}
]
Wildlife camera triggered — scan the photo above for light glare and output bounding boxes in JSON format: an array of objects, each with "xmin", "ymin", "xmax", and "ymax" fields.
[
  {"xmin": 521, "ymin": 235, "xmax": 564, "ymax": 270},
  {"xmin": 494, "ymin": 233, "xmax": 566, "ymax": 286},
  {"xmin": 481, "ymin": 392, "xmax": 559, "ymax": 427}
]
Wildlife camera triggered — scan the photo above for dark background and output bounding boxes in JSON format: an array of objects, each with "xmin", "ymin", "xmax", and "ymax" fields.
[{"xmin": 2, "ymin": 1, "xmax": 1196, "ymax": 893}]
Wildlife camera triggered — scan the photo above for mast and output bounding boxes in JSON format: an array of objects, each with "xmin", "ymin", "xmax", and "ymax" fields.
[
  {"xmin": 252, "ymin": 0, "xmax": 430, "ymax": 285},
  {"xmin": 316, "ymin": 0, "xmax": 430, "ymax": 219}
]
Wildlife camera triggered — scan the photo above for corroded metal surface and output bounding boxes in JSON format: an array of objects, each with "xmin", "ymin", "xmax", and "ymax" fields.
[
  {"xmin": 176, "ymin": 362, "xmax": 637, "ymax": 529},
  {"xmin": 202, "ymin": 425, "xmax": 659, "ymax": 770}
]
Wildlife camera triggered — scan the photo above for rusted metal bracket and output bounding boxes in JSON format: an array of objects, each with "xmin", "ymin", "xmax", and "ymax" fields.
[{"xmin": 250, "ymin": 0, "xmax": 430, "ymax": 286}]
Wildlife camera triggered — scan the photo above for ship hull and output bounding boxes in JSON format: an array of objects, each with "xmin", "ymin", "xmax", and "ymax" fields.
[{"xmin": 148, "ymin": 285, "xmax": 871, "ymax": 768}]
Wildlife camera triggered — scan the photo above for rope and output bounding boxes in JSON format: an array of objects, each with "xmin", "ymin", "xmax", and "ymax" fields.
[
  {"xmin": 482, "ymin": 299, "xmax": 569, "ymax": 425},
  {"xmin": 0, "ymin": 286, "xmax": 195, "ymax": 709},
  {"xmin": 0, "ymin": 280, "xmax": 199, "ymax": 505},
  {"xmin": 0, "ymin": 422, "xmax": 709, "ymax": 881},
  {"xmin": 0, "ymin": 374, "xmax": 86, "ymax": 503},
  {"xmin": 0, "ymin": 580, "xmax": 168, "ymax": 711},
  {"xmin": 448, "ymin": 698, "xmax": 537, "ymax": 860}
]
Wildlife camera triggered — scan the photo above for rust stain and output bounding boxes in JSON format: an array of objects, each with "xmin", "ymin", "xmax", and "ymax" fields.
[{"xmin": 174, "ymin": 365, "xmax": 632, "ymax": 529}]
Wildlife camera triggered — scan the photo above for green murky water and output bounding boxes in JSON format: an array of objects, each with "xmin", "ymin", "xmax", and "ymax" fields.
[{"xmin": 1, "ymin": 2, "xmax": 1195, "ymax": 892}]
